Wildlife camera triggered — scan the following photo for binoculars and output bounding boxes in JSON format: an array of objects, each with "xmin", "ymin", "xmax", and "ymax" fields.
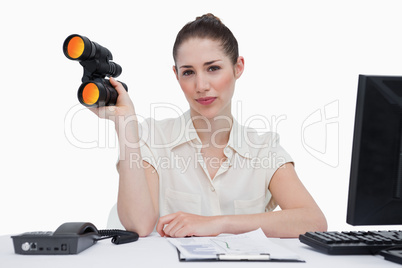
[{"xmin": 63, "ymin": 34, "xmax": 128, "ymax": 107}]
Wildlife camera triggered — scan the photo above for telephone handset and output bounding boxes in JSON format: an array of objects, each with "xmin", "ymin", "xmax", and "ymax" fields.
[{"xmin": 11, "ymin": 222, "xmax": 139, "ymax": 255}]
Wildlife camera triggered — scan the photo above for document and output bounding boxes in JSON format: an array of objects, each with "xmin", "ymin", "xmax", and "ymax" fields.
[{"xmin": 167, "ymin": 228, "xmax": 304, "ymax": 262}]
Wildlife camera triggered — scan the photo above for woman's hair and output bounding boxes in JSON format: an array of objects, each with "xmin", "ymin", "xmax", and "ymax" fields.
[{"xmin": 173, "ymin": 13, "xmax": 239, "ymax": 67}]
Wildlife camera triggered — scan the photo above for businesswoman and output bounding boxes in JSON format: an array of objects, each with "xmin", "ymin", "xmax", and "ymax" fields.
[{"xmin": 91, "ymin": 13, "xmax": 327, "ymax": 238}]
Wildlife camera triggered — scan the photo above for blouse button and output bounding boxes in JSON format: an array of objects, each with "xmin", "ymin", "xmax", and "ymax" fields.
[{"xmin": 210, "ymin": 186, "xmax": 215, "ymax": 192}]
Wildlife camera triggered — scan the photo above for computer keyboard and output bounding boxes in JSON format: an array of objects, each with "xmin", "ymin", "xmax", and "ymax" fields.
[{"xmin": 299, "ymin": 230, "xmax": 402, "ymax": 264}]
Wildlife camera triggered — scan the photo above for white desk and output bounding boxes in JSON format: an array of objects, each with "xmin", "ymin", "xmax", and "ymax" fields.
[{"xmin": 0, "ymin": 233, "xmax": 400, "ymax": 267}]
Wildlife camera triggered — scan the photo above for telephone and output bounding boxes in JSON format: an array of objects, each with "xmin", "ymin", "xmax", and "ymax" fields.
[{"xmin": 11, "ymin": 222, "xmax": 139, "ymax": 255}]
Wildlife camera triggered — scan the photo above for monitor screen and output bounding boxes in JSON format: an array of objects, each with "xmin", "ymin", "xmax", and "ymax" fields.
[{"xmin": 347, "ymin": 75, "xmax": 402, "ymax": 225}]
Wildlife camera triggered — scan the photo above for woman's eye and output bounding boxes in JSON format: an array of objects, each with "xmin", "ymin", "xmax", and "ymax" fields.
[
  {"xmin": 208, "ymin": 66, "xmax": 221, "ymax": 72},
  {"xmin": 182, "ymin": 70, "xmax": 194, "ymax": 76}
]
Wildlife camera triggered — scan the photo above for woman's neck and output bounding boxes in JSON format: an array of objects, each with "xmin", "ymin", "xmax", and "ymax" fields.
[{"xmin": 190, "ymin": 109, "xmax": 233, "ymax": 148}]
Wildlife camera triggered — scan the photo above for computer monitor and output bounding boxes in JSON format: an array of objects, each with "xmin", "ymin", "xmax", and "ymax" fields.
[{"xmin": 347, "ymin": 74, "xmax": 402, "ymax": 225}]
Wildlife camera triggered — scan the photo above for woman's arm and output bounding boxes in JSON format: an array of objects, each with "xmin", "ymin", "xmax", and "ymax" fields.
[
  {"xmin": 116, "ymin": 131, "xmax": 159, "ymax": 237},
  {"xmin": 156, "ymin": 163, "xmax": 327, "ymax": 238},
  {"xmin": 90, "ymin": 78, "xmax": 159, "ymax": 237}
]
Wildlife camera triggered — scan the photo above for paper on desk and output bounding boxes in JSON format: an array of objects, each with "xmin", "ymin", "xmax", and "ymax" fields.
[{"xmin": 167, "ymin": 228, "xmax": 303, "ymax": 261}]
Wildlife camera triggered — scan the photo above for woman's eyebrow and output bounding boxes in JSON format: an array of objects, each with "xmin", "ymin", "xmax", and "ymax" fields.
[
  {"xmin": 179, "ymin": 59, "xmax": 222, "ymax": 69},
  {"xmin": 203, "ymin": 59, "xmax": 221, "ymax": 66}
]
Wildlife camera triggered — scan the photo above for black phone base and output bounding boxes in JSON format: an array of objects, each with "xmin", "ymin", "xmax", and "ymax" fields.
[{"xmin": 11, "ymin": 222, "xmax": 139, "ymax": 255}]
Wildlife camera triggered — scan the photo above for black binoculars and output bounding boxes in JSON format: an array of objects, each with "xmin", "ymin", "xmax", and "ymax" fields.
[{"xmin": 63, "ymin": 34, "xmax": 128, "ymax": 107}]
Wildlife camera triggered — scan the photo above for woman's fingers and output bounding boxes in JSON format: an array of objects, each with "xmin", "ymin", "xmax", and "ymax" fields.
[
  {"xmin": 88, "ymin": 105, "xmax": 116, "ymax": 119},
  {"xmin": 109, "ymin": 77, "xmax": 127, "ymax": 95},
  {"xmin": 85, "ymin": 77, "xmax": 135, "ymax": 120}
]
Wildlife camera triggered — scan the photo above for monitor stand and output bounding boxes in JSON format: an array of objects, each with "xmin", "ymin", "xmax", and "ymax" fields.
[{"xmin": 381, "ymin": 249, "xmax": 402, "ymax": 265}]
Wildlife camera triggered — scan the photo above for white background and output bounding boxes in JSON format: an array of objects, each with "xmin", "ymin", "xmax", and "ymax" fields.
[{"xmin": 1, "ymin": 0, "xmax": 402, "ymax": 235}]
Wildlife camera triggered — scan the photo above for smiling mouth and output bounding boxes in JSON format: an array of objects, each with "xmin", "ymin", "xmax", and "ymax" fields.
[{"xmin": 196, "ymin": 97, "xmax": 217, "ymax": 105}]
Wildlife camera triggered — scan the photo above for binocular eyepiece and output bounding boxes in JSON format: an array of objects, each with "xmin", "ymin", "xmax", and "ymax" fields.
[{"xmin": 63, "ymin": 34, "xmax": 128, "ymax": 107}]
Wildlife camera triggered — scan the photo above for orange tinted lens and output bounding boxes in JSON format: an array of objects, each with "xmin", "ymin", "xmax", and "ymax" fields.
[
  {"xmin": 82, "ymin": 83, "xmax": 99, "ymax": 105},
  {"xmin": 67, "ymin": 36, "xmax": 84, "ymax": 59}
]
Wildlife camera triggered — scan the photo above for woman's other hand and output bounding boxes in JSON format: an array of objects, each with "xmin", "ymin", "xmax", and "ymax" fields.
[{"xmin": 156, "ymin": 212, "xmax": 222, "ymax": 238}]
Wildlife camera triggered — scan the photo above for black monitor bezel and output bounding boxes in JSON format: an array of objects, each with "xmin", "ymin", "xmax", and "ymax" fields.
[{"xmin": 347, "ymin": 74, "xmax": 402, "ymax": 226}]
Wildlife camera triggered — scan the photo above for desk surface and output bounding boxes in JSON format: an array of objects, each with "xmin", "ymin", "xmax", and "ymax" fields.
[{"xmin": 1, "ymin": 233, "xmax": 400, "ymax": 267}]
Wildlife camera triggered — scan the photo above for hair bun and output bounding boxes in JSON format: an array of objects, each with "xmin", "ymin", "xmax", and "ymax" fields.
[
  {"xmin": 196, "ymin": 13, "xmax": 222, "ymax": 23},
  {"xmin": 173, "ymin": 13, "xmax": 239, "ymax": 66}
]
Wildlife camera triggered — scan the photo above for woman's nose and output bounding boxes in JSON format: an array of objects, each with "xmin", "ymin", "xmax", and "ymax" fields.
[{"xmin": 195, "ymin": 73, "xmax": 210, "ymax": 93}]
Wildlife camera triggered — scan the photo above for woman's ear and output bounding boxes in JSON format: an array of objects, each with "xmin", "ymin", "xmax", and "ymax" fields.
[
  {"xmin": 234, "ymin": 56, "xmax": 245, "ymax": 79},
  {"xmin": 173, "ymin": 65, "xmax": 179, "ymax": 80}
]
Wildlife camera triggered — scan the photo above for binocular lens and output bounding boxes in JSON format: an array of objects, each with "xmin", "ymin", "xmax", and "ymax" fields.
[
  {"xmin": 66, "ymin": 36, "xmax": 85, "ymax": 59},
  {"xmin": 78, "ymin": 79, "xmax": 124, "ymax": 107},
  {"xmin": 63, "ymin": 34, "xmax": 93, "ymax": 61},
  {"xmin": 81, "ymin": 83, "xmax": 99, "ymax": 105}
]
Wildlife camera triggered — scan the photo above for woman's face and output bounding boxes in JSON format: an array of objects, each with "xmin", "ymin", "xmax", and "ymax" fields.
[{"xmin": 173, "ymin": 38, "xmax": 244, "ymax": 119}]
